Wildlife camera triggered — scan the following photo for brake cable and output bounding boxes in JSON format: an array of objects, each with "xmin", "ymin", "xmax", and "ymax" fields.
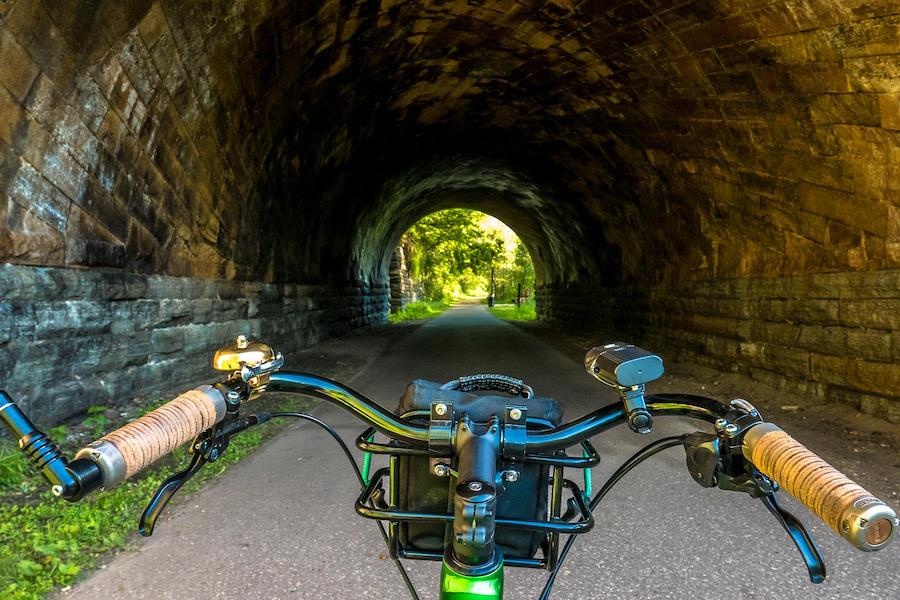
[
  {"xmin": 269, "ymin": 413, "xmax": 365, "ymax": 483},
  {"xmin": 267, "ymin": 412, "xmax": 421, "ymax": 600},
  {"xmin": 539, "ymin": 435, "xmax": 687, "ymax": 600}
]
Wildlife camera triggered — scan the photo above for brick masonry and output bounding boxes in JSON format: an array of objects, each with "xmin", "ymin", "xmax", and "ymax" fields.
[
  {"xmin": 2, "ymin": 1, "xmax": 898, "ymax": 284},
  {"xmin": 389, "ymin": 246, "xmax": 416, "ymax": 312},
  {"xmin": 1, "ymin": 1, "xmax": 899, "ymax": 423},
  {"xmin": 0, "ymin": 263, "xmax": 387, "ymax": 423},
  {"xmin": 537, "ymin": 268, "xmax": 900, "ymax": 423}
]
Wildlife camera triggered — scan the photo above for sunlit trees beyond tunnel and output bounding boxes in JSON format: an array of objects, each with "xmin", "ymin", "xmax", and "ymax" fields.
[{"xmin": 391, "ymin": 209, "xmax": 536, "ymax": 317}]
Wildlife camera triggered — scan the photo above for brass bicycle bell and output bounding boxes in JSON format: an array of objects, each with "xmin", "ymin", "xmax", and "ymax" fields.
[{"xmin": 213, "ymin": 335, "xmax": 284, "ymax": 391}]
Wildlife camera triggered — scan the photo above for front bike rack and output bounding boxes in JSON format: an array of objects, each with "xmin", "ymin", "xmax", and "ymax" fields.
[
  {"xmin": 356, "ymin": 467, "xmax": 594, "ymax": 569},
  {"xmin": 354, "ymin": 413, "xmax": 599, "ymax": 571}
]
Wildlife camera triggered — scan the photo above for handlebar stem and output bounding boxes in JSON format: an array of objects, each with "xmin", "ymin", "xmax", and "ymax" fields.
[{"xmin": 450, "ymin": 415, "xmax": 502, "ymax": 572}]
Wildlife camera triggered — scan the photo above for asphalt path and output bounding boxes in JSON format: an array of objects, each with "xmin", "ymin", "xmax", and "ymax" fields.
[{"xmin": 61, "ymin": 303, "xmax": 899, "ymax": 599}]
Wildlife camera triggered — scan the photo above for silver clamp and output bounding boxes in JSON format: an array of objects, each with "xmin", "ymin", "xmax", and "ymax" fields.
[
  {"xmin": 731, "ymin": 398, "xmax": 760, "ymax": 418},
  {"xmin": 429, "ymin": 400, "xmax": 454, "ymax": 455},
  {"xmin": 240, "ymin": 352, "xmax": 284, "ymax": 385},
  {"xmin": 503, "ymin": 404, "xmax": 527, "ymax": 461}
]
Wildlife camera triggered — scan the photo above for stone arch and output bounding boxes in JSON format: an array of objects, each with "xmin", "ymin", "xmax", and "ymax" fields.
[
  {"xmin": 2, "ymin": 0, "xmax": 898, "ymax": 423},
  {"xmin": 350, "ymin": 157, "xmax": 618, "ymax": 294}
]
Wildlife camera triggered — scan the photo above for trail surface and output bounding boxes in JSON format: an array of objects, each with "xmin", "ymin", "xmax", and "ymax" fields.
[{"xmin": 62, "ymin": 303, "xmax": 899, "ymax": 599}]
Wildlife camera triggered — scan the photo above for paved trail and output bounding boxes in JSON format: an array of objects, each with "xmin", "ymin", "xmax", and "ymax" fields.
[{"xmin": 63, "ymin": 304, "xmax": 898, "ymax": 599}]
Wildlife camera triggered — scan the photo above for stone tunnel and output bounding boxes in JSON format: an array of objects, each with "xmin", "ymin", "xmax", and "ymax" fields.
[{"xmin": 1, "ymin": 0, "xmax": 898, "ymax": 424}]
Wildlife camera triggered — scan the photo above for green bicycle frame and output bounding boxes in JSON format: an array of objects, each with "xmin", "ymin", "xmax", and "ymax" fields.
[{"xmin": 440, "ymin": 559, "xmax": 504, "ymax": 599}]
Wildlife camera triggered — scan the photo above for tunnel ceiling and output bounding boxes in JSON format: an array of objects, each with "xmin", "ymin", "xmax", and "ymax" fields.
[{"xmin": 1, "ymin": 0, "xmax": 899, "ymax": 288}]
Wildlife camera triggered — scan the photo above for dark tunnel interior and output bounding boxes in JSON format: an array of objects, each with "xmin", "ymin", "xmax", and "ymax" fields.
[{"xmin": 1, "ymin": 0, "xmax": 898, "ymax": 423}]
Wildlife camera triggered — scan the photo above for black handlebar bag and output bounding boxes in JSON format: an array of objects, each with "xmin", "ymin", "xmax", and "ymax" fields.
[{"xmin": 394, "ymin": 379, "xmax": 563, "ymax": 560}]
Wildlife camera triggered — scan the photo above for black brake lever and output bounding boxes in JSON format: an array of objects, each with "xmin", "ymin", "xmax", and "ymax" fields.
[
  {"xmin": 684, "ymin": 430, "xmax": 827, "ymax": 584},
  {"xmin": 760, "ymin": 492, "xmax": 827, "ymax": 583},
  {"xmin": 139, "ymin": 446, "xmax": 207, "ymax": 537},
  {"xmin": 138, "ymin": 414, "xmax": 267, "ymax": 537}
]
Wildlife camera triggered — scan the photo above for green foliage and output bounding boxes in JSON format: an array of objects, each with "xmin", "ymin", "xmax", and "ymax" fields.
[
  {"xmin": 488, "ymin": 302, "xmax": 537, "ymax": 321},
  {"xmin": 0, "ymin": 394, "xmax": 315, "ymax": 600},
  {"xmin": 82, "ymin": 406, "xmax": 108, "ymax": 438},
  {"xmin": 490, "ymin": 241, "xmax": 536, "ymax": 304},
  {"xmin": 401, "ymin": 209, "xmax": 506, "ymax": 302},
  {"xmin": 388, "ymin": 301, "xmax": 449, "ymax": 323},
  {"xmin": 0, "ymin": 445, "xmax": 32, "ymax": 491},
  {"xmin": 401, "ymin": 209, "xmax": 536, "ymax": 304}
]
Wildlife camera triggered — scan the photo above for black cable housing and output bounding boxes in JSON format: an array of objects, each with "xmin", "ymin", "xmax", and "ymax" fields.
[
  {"xmin": 266, "ymin": 412, "xmax": 421, "ymax": 600},
  {"xmin": 539, "ymin": 436, "xmax": 687, "ymax": 600}
]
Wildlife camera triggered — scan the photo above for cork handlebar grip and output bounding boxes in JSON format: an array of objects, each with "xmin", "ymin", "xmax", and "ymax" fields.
[
  {"xmin": 74, "ymin": 386, "xmax": 227, "ymax": 489},
  {"xmin": 743, "ymin": 423, "xmax": 897, "ymax": 551}
]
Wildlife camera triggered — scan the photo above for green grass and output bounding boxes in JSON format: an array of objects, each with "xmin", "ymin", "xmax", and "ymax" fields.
[
  {"xmin": 0, "ymin": 446, "xmax": 33, "ymax": 493},
  {"xmin": 488, "ymin": 302, "xmax": 537, "ymax": 321},
  {"xmin": 0, "ymin": 394, "xmax": 316, "ymax": 600},
  {"xmin": 388, "ymin": 300, "xmax": 449, "ymax": 322},
  {"xmin": 81, "ymin": 407, "xmax": 109, "ymax": 439}
]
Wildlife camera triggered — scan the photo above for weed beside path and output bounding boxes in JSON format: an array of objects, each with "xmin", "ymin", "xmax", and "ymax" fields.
[
  {"xmin": 388, "ymin": 301, "xmax": 448, "ymax": 322},
  {"xmin": 488, "ymin": 302, "xmax": 536, "ymax": 321}
]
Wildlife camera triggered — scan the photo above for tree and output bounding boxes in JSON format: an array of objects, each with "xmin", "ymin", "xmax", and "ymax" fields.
[
  {"xmin": 490, "ymin": 240, "xmax": 535, "ymax": 304},
  {"xmin": 400, "ymin": 209, "xmax": 519, "ymax": 302}
]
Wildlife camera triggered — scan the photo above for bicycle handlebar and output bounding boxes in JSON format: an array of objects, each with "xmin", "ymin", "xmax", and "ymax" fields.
[
  {"xmin": 743, "ymin": 422, "xmax": 896, "ymax": 551},
  {"xmin": 74, "ymin": 385, "xmax": 228, "ymax": 488},
  {"xmin": 267, "ymin": 373, "xmax": 429, "ymax": 445},
  {"xmin": 2, "ymin": 371, "xmax": 896, "ymax": 552},
  {"xmin": 264, "ymin": 375, "xmax": 739, "ymax": 452},
  {"xmin": 523, "ymin": 394, "xmax": 731, "ymax": 452}
]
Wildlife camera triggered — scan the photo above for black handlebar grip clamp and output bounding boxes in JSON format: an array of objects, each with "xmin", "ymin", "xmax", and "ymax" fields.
[{"xmin": 584, "ymin": 343, "xmax": 664, "ymax": 434}]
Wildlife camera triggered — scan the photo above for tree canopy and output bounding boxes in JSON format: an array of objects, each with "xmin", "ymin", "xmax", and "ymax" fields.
[{"xmin": 400, "ymin": 209, "xmax": 535, "ymax": 303}]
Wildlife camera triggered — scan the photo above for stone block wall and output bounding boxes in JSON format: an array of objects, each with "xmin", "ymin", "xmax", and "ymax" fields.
[
  {"xmin": 0, "ymin": 1, "xmax": 259, "ymax": 279},
  {"xmin": 388, "ymin": 246, "xmax": 416, "ymax": 313},
  {"xmin": 0, "ymin": 263, "xmax": 387, "ymax": 424},
  {"xmin": 538, "ymin": 269, "xmax": 900, "ymax": 423},
  {"xmin": 0, "ymin": 1, "xmax": 392, "ymax": 424}
]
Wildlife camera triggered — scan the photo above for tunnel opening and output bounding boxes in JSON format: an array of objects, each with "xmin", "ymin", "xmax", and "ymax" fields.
[
  {"xmin": 0, "ymin": 0, "xmax": 898, "ymax": 426},
  {"xmin": 388, "ymin": 208, "xmax": 537, "ymax": 315},
  {"xmin": 349, "ymin": 157, "xmax": 616, "ymax": 292}
]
